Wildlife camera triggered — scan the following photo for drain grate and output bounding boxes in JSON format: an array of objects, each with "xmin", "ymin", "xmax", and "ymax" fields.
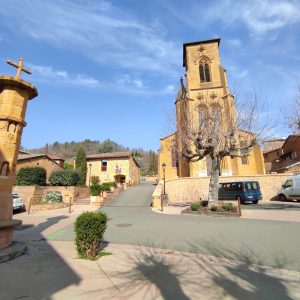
[{"xmin": 116, "ymin": 223, "xmax": 132, "ymax": 228}]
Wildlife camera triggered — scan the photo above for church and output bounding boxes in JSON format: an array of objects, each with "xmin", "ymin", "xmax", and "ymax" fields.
[{"xmin": 158, "ymin": 38, "xmax": 265, "ymax": 180}]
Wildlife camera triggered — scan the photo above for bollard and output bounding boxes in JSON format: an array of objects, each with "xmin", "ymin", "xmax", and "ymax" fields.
[
  {"xmin": 69, "ymin": 197, "xmax": 72, "ymax": 214},
  {"xmin": 27, "ymin": 198, "xmax": 32, "ymax": 215},
  {"xmin": 238, "ymin": 198, "xmax": 242, "ymax": 216}
]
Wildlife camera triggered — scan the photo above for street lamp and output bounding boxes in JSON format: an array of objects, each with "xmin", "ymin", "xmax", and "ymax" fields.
[
  {"xmin": 162, "ymin": 163, "xmax": 166, "ymax": 195},
  {"xmin": 89, "ymin": 163, "xmax": 92, "ymax": 186}
]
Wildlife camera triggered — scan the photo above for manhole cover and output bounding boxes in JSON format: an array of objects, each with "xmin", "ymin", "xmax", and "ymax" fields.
[{"xmin": 116, "ymin": 223, "xmax": 132, "ymax": 228}]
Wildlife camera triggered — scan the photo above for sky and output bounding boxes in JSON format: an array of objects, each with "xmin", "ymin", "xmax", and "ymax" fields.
[{"xmin": 0, "ymin": 0, "xmax": 299, "ymax": 151}]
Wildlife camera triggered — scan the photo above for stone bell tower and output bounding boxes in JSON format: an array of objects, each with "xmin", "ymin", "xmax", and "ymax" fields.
[{"xmin": 0, "ymin": 58, "xmax": 38, "ymax": 251}]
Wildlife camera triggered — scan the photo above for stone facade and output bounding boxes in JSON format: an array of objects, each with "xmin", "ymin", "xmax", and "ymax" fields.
[
  {"xmin": 86, "ymin": 152, "xmax": 140, "ymax": 186},
  {"xmin": 0, "ymin": 74, "xmax": 38, "ymax": 250},
  {"xmin": 17, "ymin": 153, "xmax": 63, "ymax": 182},
  {"xmin": 13, "ymin": 185, "xmax": 89, "ymax": 206},
  {"xmin": 158, "ymin": 38, "xmax": 265, "ymax": 180},
  {"xmin": 157, "ymin": 174, "xmax": 290, "ymax": 204},
  {"xmin": 264, "ymin": 135, "xmax": 300, "ymax": 173}
]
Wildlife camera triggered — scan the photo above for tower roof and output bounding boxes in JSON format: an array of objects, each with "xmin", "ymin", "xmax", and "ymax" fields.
[{"xmin": 183, "ymin": 38, "xmax": 221, "ymax": 67}]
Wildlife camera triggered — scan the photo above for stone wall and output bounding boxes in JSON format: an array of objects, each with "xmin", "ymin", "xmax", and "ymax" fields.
[
  {"xmin": 13, "ymin": 186, "xmax": 90, "ymax": 206},
  {"xmin": 159, "ymin": 174, "xmax": 291, "ymax": 203}
]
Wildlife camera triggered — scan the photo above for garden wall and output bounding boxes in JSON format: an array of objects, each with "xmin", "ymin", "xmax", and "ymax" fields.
[
  {"xmin": 155, "ymin": 174, "xmax": 291, "ymax": 204},
  {"xmin": 13, "ymin": 186, "xmax": 90, "ymax": 206}
]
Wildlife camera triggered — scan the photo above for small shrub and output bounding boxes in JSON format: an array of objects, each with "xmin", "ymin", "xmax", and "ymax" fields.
[
  {"xmin": 90, "ymin": 184, "xmax": 101, "ymax": 196},
  {"xmin": 45, "ymin": 191, "xmax": 62, "ymax": 203},
  {"xmin": 16, "ymin": 167, "xmax": 46, "ymax": 186},
  {"xmin": 49, "ymin": 170, "xmax": 80, "ymax": 186},
  {"xmin": 191, "ymin": 203, "xmax": 202, "ymax": 211},
  {"xmin": 75, "ymin": 211, "xmax": 108, "ymax": 259},
  {"xmin": 200, "ymin": 200, "xmax": 208, "ymax": 207},
  {"xmin": 223, "ymin": 203, "xmax": 234, "ymax": 211},
  {"xmin": 210, "ymin": 205, "xmax": 218, "ymax": 212},
  {"xmin": 101, "ymin": 183, "xmax": 111, "ymax": 192}
]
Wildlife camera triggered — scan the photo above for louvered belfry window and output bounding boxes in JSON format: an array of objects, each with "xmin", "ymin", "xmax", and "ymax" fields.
[{"xmin": 199, "ymin": 61, "xmax": 211, "ymax": 83}]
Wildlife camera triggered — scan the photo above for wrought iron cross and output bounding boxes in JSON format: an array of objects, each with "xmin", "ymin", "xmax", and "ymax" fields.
[{"xmin": 6, "ymin": 58, "xmax": 32, "ymax": 79}]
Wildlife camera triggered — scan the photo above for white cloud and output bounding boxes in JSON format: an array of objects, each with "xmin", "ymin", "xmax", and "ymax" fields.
[
  {"xmin": 226, "ymin": 38, "xmax": 241, "ymax": 48},
  {"xmin": 0, "ymin": 1, "xmax": 180, "ymax": 76},
  {"xmin": 164, "ymin": 84, "xmax": 176, "ymax": 93},
  {"xmin": 205, "ymin": 0, "xmax": 300, "ymax": 35},
  {"xmin": 28, "ymin": 63, "xmax": 101, "ymax": 87}
]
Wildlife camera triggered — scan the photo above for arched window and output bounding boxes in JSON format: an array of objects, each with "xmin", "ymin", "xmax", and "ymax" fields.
[
  {"xmin": 0, "ymin": 161, "xmax": 9, "ymax": 176},
  {"xmin": 199, "ymin": 61, "xmax": 211, "ymax": 83},
  {"xmin": 212, "ymin": 106, "xmax": 222, "ymax": 126},
  {"xmin": 199, "ymin": 108, "xmax": 206, "ymax": 127}
]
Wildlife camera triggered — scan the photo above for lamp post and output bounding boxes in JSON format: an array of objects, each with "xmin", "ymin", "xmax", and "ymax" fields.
[
  {"xmin": 161, "ymin": 163, "xmax": 166, "ymax": 212},
  {"xmin": 162, "ymin": 163, "xmax": 166, "ymax": 194},
  {"xmin": 89, "ymin": 163, "xmax": 92, "ymax": 186}
]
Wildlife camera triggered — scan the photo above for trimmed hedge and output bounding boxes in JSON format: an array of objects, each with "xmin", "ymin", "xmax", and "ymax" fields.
[
  {"xmin": 90, "ymin": 184, "xmax": 101, "ymax": 196},
  {"xmin": 49, "ymin": 170, "xmax": 80, "ymax": 186},
  {"xmin": 75, "ymin": 211, "xmax": 108, "ymax": 259},
  {"xmin": 15, "ymin": 167, "xmax": 46, "ymax": 186}
]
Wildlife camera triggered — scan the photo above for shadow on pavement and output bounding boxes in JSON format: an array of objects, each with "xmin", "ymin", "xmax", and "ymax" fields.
[
  {"xmin": 0, "ymin": 216, "xmax": 81, "ymax": 299},
  {"xmin": 188, "ymin": 237, "xmax": 298, "ymax": 300}
]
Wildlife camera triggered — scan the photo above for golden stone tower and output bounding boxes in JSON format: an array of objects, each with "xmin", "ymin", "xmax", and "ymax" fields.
[
  {"xmin": 0, "ymin": 58, "xmax": 38, "ymax": 250},
  {"xmin": 158, "ymin": 38, "xmax": 265, "ymax": 179}
]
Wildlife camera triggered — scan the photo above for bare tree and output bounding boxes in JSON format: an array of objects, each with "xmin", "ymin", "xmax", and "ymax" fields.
[
  {"xmin": 175, "ymin": 89, "xmax": 271, "ymax": 206},
  {"xmin": 283, "ymin": 86, "xmax": 300, "ymax": 132}
]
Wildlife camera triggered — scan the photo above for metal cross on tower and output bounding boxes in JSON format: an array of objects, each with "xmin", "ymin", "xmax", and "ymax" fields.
[{"xmin": 6, "ymin": 58, "xmax": 32, "ymax": 79}]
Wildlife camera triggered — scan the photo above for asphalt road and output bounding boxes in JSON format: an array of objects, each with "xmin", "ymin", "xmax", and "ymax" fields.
[{"xmin": 51, "ymin": 182, "xmax": 300, "ymax": 272}]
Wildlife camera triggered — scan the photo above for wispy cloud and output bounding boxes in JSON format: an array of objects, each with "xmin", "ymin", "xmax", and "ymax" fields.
[
  {"xmin": 28, "ymin": 63, "xmax": 101, "ymax": 87},
  {"xmin": 0, "ymin": 0, "xmax": 180, "ymax": 76},
  {"xmin": 205, "ymin": 0, "xmax": 300, "ymax": 36}
]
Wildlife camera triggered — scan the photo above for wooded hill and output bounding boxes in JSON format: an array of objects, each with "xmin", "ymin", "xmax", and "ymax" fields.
[{"xmin": 28, "ymin": 139, "xmax": 158, "ymax": 176}]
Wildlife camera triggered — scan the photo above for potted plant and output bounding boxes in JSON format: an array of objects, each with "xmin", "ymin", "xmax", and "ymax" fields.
[{"xmin": 90, "ymin": 184, "xmax": 102, "ymax": 204}]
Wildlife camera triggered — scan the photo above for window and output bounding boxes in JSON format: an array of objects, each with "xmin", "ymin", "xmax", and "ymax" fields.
[
  {"xmin": 199, "ymin": 108, "xmax": 206, "ymax": 127},
  {"xmin": 212, "ymin": 107, "xmax": 221, "ymax": 126},
  {"xmin": 199, "ymin": 61, "xmax": 211, "ymax": 83},
  {"xmin": 101, "ymin": 160, "xmax": 107, "ymax": 172},
  {"xmin": 171, "ymin": 148, "xmax": 178, "ymax": 168}
]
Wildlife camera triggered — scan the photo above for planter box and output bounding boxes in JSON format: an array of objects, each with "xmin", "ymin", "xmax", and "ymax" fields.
[{"xmin": 110, "ymin": 187, "xmax": 115, "ymax": 192}]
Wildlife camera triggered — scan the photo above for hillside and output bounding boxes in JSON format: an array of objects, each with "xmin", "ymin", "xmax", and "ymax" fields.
[{"xmin": 28, "ymin": 139, "xmax": 157, "ymax": 176}]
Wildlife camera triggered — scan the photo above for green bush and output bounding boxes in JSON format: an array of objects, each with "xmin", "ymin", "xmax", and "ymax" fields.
[
  {"xmin": 45, "ymin": 191, "xmax": 62, "ymax": 203},
  {"xmin": 101, "ymin": 183, "xmax": 111, "ymax": 192},
  {"xmin": 191, "ymin": 203, "xmax": 202, "ymax": 211},
  {"xmin": 222, "ymin": 203, "xmax": 234, "ymax": 211},
  {"xmin": 90, "ymin": 184, "xmax": 101, "ymax": 196},
  {"xmin": 15, "ymin": 167, "xmax": 46, "ymax": 186},
  {"xmin": 75, "ymin": 211, "xmax": 108, "ymax": 259},
  {"xmin": 49, "ymin": 170, "xmax": 80, "ymax": 186}
]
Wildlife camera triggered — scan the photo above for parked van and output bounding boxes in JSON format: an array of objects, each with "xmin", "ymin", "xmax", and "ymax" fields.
[
  {"xmin": 277, "ymin": 174, "xmax": 300, "ymax": 201},
  {"xmin": 219, "ymin": 181, "xmax": 262, "ymax": 204}
]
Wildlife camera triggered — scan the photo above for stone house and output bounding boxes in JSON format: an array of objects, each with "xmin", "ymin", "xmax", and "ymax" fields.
[
  {"xmin": 17, "ymin": 152, "xmax": 64, "ymax": 182},
  {"xmin": 158, "ymin": 38, "xmax": 265, "ymax": 180},
  {"xmin": 264, "ymin": 135, "xmax": 300, "ymax": 173},
  {"xmin": 86, "ymin": 152, "xmax": 140, "ymax": 186}
]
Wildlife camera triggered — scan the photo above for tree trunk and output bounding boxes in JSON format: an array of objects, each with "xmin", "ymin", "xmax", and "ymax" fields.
[{"xmin": 208, "ymin": 155, "xmax": 221, "ymax": 206}]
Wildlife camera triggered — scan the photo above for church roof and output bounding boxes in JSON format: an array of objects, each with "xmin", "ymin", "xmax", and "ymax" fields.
[{"xmin": 183, "ymin": 38, "xmax": 221, "ymax": 67}]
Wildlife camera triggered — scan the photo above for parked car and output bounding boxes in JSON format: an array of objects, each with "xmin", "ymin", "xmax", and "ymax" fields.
[
  {"xmin": 12, "ymin": 193, "xmax": 25, "ymax": 212},
  {"xmin": 277, "ymin": 174, "xmax": 300, "ymax": 202},
  {"xmin": 219, "ymin": 181, "xmax": 262, "ymax": 204}
]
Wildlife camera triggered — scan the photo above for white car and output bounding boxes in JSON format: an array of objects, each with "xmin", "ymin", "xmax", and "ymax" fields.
[
  {"xmin": 278, "ymin": 174, "xmax": 300, "ymax": 201},
  {"xmin": 12, "ymin": 193, "xmax": 25, "ymax": 212}
]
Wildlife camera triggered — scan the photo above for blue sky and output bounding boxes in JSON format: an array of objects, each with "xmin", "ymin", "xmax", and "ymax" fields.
[{"xmin": 0, "ymin": 0, "xmax": 299, "ymax": 151}]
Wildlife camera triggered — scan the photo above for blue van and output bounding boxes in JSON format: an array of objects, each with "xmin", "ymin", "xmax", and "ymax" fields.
[{"xmin": 218, "ymin": 181, "xmax": 262, "ymax": 204}]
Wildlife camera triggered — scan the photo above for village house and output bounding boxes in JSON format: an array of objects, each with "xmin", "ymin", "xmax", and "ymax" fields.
[
  {"xmin": 86, "ymin": 152, "xmax": 140, "ymax": 186},
  {"xmin": 264, "ymin": 135, "xmax": 300, "ymax": 174},
  {"xmin": 158, "ymin": 38, "xmax": 265, "ymax": 180},
  {"xmin": 17, "ymin": 152, "xmax": 64, "ymax": 182}
]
